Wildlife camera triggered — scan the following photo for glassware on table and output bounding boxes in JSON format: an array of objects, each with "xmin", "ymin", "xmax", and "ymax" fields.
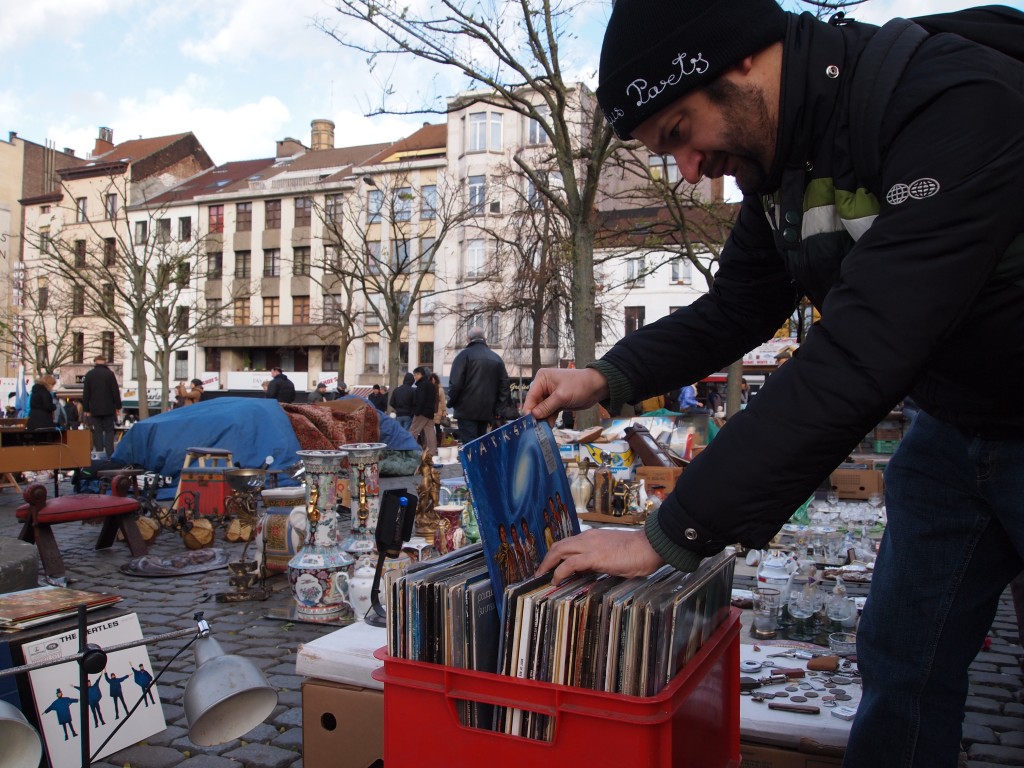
[
  {"xmin": 751, "ymin": 587, "xmax": 781, "ymax": 639},
  {"xmin": 787, "ymin": 587, "xmax": 823, "ymax": 641}
]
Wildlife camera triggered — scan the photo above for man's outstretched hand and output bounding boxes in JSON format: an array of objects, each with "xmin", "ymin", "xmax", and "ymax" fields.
[
  {"xmin": 536, "ymin": 528, "xmax": 665, "ymax": 584},
  {"xmin": 523, "ymin": 367, "xmax": 609, "ymax": 423}
]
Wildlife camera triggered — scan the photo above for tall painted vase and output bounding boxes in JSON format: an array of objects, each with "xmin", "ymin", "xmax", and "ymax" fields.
[
  {"xmin": 257, "ymin": 487, "xmax": 306, "ymax": 573},
  {"xmin": 339, "ymin": 442, "xmax": 388, "ymax": 555},
  {"xmin": 287, "ymin": 450, "xmax": 355, "ymax": 619}
]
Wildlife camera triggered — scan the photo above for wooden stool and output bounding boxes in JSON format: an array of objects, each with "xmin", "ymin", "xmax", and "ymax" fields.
[
  {"xmin": 16, "ymin": 475, "xmax": 148, "ymax": 580},
  {"xmin": 183, "ymin": 446, "xmax": 234, "ymax": 469}
]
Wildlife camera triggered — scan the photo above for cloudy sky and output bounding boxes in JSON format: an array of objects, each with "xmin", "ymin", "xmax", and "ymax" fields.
[{"xmin": 2, "ymin": 0, "xmax": 1020, "ymax": 165}]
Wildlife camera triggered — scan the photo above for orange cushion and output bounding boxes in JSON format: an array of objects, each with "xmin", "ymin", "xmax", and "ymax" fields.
[{"xmin": 17, "ymin": 495, "xmax": 140, "ymax": 524}]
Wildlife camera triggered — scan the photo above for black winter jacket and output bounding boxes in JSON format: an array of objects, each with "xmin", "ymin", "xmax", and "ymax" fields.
[
  {"xmin": 27, "ymin": 383, "xmax": 56, "ymax": 430},
  {"xmin": 389, "ymin": 374, "xmax": 416, "ymax": 418},
  {"xmin": 266, "ymin": 373, "xmax": 296, "ymax": 403},
  {"xmin": 593, "ymin": 12, "xmax": 1024, "ymax": 570},
  {"xmin": 411, "ymin": 377, "xmax": 437, "ymax": 419},
  {"xmin": 82, "ymin": 364, "xmax": 122, "ymax": 417},
  {"xmin": 446, "ymin": 340, "xmax": 512, "ymax": 422}
]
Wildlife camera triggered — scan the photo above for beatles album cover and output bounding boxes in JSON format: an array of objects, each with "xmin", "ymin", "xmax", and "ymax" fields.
[{"xmin": 459, "ymin": 415, "xmax": 579, "ymax": 615}]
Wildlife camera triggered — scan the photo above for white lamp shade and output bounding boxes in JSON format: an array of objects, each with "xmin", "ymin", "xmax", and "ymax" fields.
[
  {"xmin": 0, "ymin": 699, "xmax": 42, "ymax": 768},
  {"xmin": 183, "ymin": 635, "xmax": 278, "ymax": 746}
]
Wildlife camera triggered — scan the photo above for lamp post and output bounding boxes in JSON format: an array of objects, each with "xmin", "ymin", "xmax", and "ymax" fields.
[{"xmin": 0, "ymin": 606, "xmax": 277, "ymax": 768}]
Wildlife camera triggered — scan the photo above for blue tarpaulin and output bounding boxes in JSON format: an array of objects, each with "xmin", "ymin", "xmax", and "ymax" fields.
[{"xmin": 113, "ymin": 397, "xmax": 303, "ymax": 495}]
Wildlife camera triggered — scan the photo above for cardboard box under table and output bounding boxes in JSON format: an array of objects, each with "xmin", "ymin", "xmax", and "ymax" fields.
[
  {"xmin": 372, "ymin": 609, "xmax": 742, "ymax": 768},
  {"xmin": 297, "ymin": 621, "xmax": 387, "ymax": 768}
]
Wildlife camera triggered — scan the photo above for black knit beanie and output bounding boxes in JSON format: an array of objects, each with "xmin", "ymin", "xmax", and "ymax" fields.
[{"xmin": 597, "ymin": 0, "xmax": 790, "ymax": 140}]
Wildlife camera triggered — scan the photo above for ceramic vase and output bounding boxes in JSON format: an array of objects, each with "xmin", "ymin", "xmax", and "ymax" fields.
[
  {"xmin": 339, "ymin": 442, "xmax": 389, "ymax": 555},
  {"xmin": 570, "ymin": 459, "xmax": 594, "ymax": 516},
  {"xmin": 287, "ymin": 450, "xmax": 354, "ymax": 619}
]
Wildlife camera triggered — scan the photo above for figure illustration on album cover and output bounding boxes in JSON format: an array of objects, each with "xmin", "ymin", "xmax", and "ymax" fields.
[{"xmin": 459, "ymin": 415, "xmax": 579, "ymax": 609}]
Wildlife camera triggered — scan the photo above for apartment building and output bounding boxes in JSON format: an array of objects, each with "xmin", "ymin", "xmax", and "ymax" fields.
[{"xmin": 19, "ymin": 129, "xmax": 214, "ymax": 388}]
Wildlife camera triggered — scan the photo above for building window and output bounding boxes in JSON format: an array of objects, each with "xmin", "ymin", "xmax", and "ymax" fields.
[
  {"xmin": 158, "ymin": 218, "xmax": 171, "ymax": 243},
  {"xmin": 466, "ymin": 239, "xmax": 486, "ymax": 278},
  {"xmin": 206, "ymin": 348, "xmax": 221, "ymax": 371},
  {"xmin": 207, "ymin": 251, "xmax": 223, "ymax": 279},
  {"xmin": 74, "ymin": 240, "xmax": 87, "ymax": 268},
  {"xmin": 323, "ymin": 344, "xmax": 339, "ymax": 371},
  {"xmin": 175, "ymin": 261, "xmax": 191, "ymax": 287},
  {"xmin": 324, "ymin": 294, "xmax": 343, "ymax": 323},
  {"xmin": 419, "ymin": 341, "xmax": 434, "ymax": 368},
  {"xmin": 234, "ymin": 251, "xmax": 251, "ymax": 278},
  {"xmin": 37, "ymin": 283, "xmax": 48, "ymax": 311},
  {"xmin": 625, "ymin": 306, "xmax": 645, "ymax": 335},
  {"xmin": 420, "ymin": 237, "xmax": 436, "ymax": 272},
  {"xmin": 421, "ymin": 185, "xmax": 437, "ymax": 219},
  {"xmin": 392, "ymin": 240, "xmax": 411, "ymax": 274},
  {"xmin": 626, "ymin": 257, "xmax": 645, "ymax": 288},
  {"xmin": 528, "ymin": 106, "xmax": 550, "ymax": 145},
  {"xmin": 265, "ymin": 199, "xmax": 281, "ymax": 230},
  {"xmin": 76, "ymin": 197, "xmax": 87, "ymax": 222},
  {"xmin": 368, "ymin": 190, "xmax": 383, "ymax": 223},
  {"xmin": 105, "ymin": 193, "xmax": 118, "ymax": 220},
  {"xmin": 101, "ymin": 331, "xmax": 115, "ymax": 362},
  {"xmin": 326, "ymin": 194, "xmax": 344, "ymax": 229},
  {"xmin": 394, "ymin": 188, "xmax": 412, "ymax": 222},
  {"xmin": 293, "ymin": 246, "xmax": 311, "ymax": 276},
  {"xmin": 134, "ymin": 221, "xmax": 148, "ymax": 245},
  {"xmin": 104, "ymin": 238, "xmax": 117, "ymax": 267},
  {"xmin": 174, "ymin": 351, "xmax": 189, "ymax": 380},
  {"xmin": 365, "ymin": 342, "xmax": 380, "ymax": 373},
  {"xmin": 262, "ymin": 297, "xmax": 279, "ymax": 325},
  {"xmin": 103, "ymin": 284, "xmax": 115, "ymax": 313},
  {"xmin": 595, "ymin": 306, "xmax": 603, "ymax": 343},
  {"xmin": 263, "ymin": 248, "xmax": 281, "ymax": 277},
  {"xmin": 367, "ymin": 241, "xmax": 381, "ymax": 275},
  {"xmin": 649, "ymin": 153, "xmax": 680, "ymax": 183},
  {"xmin": 295, "ymin": 197, "xmax": 312, "ymax": 227},
  {"xmin": 39, "ymin": 228, "xmax": 50, "ymax": 254},
  {"xmin": 209, "ymin": 205, "xmax": 224, "ymax": 234},
  {"xmin": 469, "ymin": 111, "xmax": 503, "ymax": 151},
  {"xmin": 179, "ymin": 216, "xmax": 192, "ymax": 242},
  {"xmin": 206, "ymin": 298, "xmax": 222, "ymax": 326},
  {"xmin": 293, "ymin": 296, "xmax": 311, "ymax": 324},
  {"xmin": 671, "ymin": 258, "xmax": 691, "ymax": 284},
  {"xmin": 175, "ymin": 307, "xmax": 189, "ymax": 333},
  {"xmin": 236, "ymin": 202, "xmax": 252, "ymax": 232},
  {"xmin": 419, "ymin": 292, "xmax": 436, "ymax": 321},
  {"xmin": 468, "ymin": 175, "xmax": 486, "ymax": 213},
  {"xmin": 233, "ymin": 298, "xmax": 250, "ymax": 326},
  {"xmin": 366, "ymin": 294, "xmax": 382, "ymax": 325},
  {"xmin": 72, "ymin": 332, "xmax": 84, "ymax": 364}
]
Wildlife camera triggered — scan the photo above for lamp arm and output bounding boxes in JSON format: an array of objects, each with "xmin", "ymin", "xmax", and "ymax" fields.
[{"xmin": 0, "ymin": 624, "xmax": 206, "ymax": 679}]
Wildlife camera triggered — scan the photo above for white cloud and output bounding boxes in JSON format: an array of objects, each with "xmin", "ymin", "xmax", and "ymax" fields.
[{"xmin": 0, "ymin": 0, "xmax": 134, "ymax": 54}]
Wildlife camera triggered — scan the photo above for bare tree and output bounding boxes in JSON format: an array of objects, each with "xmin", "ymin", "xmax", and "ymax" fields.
[
  {"xmin": 0, "ymin": 269, "xmax": 80, "ymax": 375},
  {"xmin": 28, "ymin": 176, "xmax": 245, "ymax": 416},
  {"xmin": 317, "ymin": 169, "xmax": 479, "ymax": 392},
  {"xmin": 314, "ymin": 0, "xmax": 617, "ymax": 421}
]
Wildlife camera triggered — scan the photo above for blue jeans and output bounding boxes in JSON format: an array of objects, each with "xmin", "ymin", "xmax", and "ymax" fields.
[
  {"xmin": 395, "ymin": 415, "xmax": 412, "ymax": 431},
  {"xmin": 457, "ymin": 418, "xmax": 490, "ymax": 445},
  {"xmin": 844, "ymin": 411, "xmax": 1024, "ymax": 767}
]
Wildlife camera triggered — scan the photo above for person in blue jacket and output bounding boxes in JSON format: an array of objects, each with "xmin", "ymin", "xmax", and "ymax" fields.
[
  {"xmin": 105, "ymin": 670, "xmax": 130, "ymax": 719},
  {"xmin": 43, "ymin": 688, "xmax": 78, "ymax": 740}
]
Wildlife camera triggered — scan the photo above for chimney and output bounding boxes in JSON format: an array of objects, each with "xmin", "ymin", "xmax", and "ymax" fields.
[
  {"xmin": 8, "ymin": 131, "xmax": 16, "ymax": 143},
  {"xmin": 276, "ymin": 137, "xmax": 306, "ymax": 158},
  {"xmin": 63, "ymin": 148, "xmax": 75, "ymax": 156},
  {"xmin": 311, "ymin": 119, "xmax": 335, "ymax": 151},
  {"xmin": 93, "ymin": 126, "xmax": 114, "ymax": 156}
]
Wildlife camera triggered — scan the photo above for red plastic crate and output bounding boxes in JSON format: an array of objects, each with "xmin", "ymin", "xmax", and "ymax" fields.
[{"xmin": 372, "ymin": 608, "xmax": 741, "ymax": 768}]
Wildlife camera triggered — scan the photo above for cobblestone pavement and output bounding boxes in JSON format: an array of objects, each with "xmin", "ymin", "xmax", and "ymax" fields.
[
  {"xmin": 3, "ymin": 476, "xmax": 1024, "ymax": 767},
  {"xmin": 1, "ymin": 473, "xmax": 421, "ymax": 768}
]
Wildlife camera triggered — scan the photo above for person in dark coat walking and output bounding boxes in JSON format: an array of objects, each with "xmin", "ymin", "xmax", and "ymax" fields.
[
  {"xmin": 368, "ymin": 384, "xmax": 388, "ymax": 412},
  {"xmin": 307, "ymin": 382, "xmax": 330, "ymax": 403},
  {"xmin": 264, "ymin": 367, "xmax": 296, "ymax": 403},
  {"xmin": 27, "ymin": 373, "xmax": 57, "ymax": 430},
  {"xmin": 447, "ymin": 327, "xmax": 511, "ymax": 444},
  {"xmin": 389, "ymin": 373, "xmax": 416, "ymax": 430},
  {"xmin": 408, "ymin": 366, "xmax": 438, "ymax": 454},
  {"xmin": 82, "ymin": 356, "xmax": 121, "ymax": 457}
]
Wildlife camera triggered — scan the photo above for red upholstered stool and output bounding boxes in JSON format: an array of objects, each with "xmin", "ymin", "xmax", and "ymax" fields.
[{"xmin": 16, "ymin": 474, "xmax": 148, "ymax": 580}]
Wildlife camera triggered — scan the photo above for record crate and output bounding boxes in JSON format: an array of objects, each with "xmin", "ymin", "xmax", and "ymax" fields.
[{"xmin": 372, "ymin": 608, "xmax": 741, "ymax": 768}]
